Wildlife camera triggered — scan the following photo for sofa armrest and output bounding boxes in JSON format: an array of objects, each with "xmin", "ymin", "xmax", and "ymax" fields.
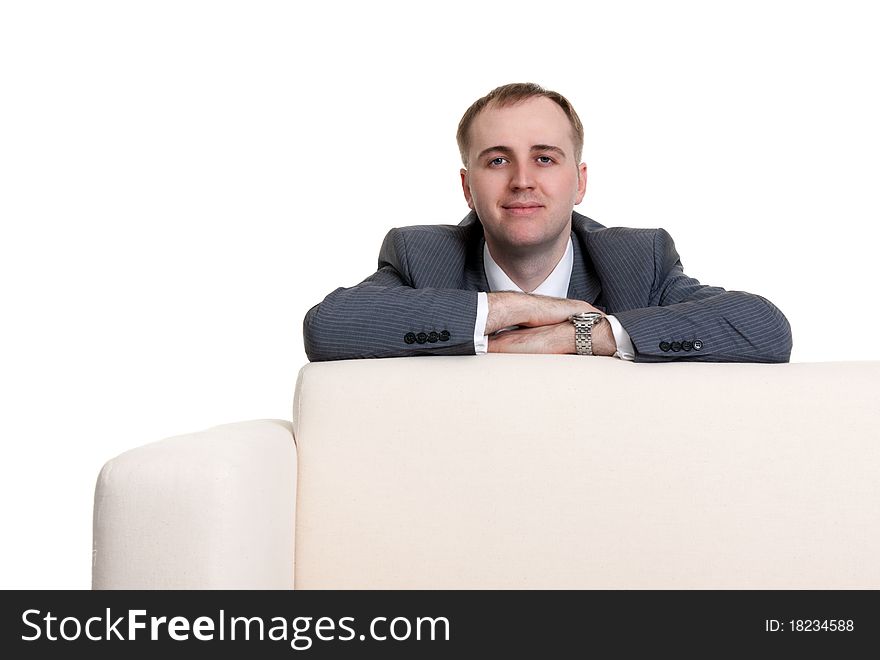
[{"xmin": 92, "ymin": 419, "xmax": 296, "ymax": 589}]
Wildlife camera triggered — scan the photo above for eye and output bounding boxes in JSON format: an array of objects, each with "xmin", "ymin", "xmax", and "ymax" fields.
[
  {"xmin": 489, "ymin": 157, "xmax": 508, "ymax": 166},
  {"xmin": 537, "ymin": 155, "xmax": 554, "ymax": 164}
]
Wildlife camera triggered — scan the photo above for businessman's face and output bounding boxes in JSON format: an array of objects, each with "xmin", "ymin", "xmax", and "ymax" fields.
[{"xmin": 460, "ymin": 96, "xmax": 586, "ymax": 260}]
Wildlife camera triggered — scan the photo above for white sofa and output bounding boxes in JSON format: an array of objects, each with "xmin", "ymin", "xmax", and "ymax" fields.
[{"xmin": 92, "ymin": 355, "xmax": 880, "ymax": 589}]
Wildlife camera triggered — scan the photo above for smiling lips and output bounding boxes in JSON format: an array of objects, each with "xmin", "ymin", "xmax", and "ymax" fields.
[{"xmin": 502, "ymin": 202, "xmax": 544, "ymax": 216}]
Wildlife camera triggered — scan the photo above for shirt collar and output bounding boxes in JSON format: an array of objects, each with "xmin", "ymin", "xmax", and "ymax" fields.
[{"xmin": 483, "ymin": 237, "xmax": 574, "ymax": 297}]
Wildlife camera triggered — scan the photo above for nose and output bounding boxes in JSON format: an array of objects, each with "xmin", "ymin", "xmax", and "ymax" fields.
[{"xmin": 509, "ymin": 162, "xmax": 535, "ymax": 190}]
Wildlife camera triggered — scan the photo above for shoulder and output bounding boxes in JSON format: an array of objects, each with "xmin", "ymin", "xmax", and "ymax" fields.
[
  {"xmin": 387, "ymin": 222, "xmax": 474, "ymax": 240},
  {"xmin": 378, "ymin": 220, "xmax": 479, "ymax": 280},
  {"xmin": 382, "ymin": 222, "xmax": 477, "ymax": 254},
  {"xmin": 575, "ymin": 216, "xmax": 681, "ymax": 273},
  {"xmin": 384, "ymin": 211, "xmax": 482, "ymax": 253},
  {"xmin": 573, "ymin": 212, "xmax": 674, "ymax": 251}
]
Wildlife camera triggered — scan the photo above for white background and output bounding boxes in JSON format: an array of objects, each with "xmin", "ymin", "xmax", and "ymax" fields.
[{"xmin": 2, "ymin": 1, "xmax": 878, "ymax": 588}]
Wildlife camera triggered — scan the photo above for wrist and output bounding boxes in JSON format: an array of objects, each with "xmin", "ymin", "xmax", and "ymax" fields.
[
  {"xmin": 486, "ymin": 292, "xmax": 514, "ymax": 335},
  {"xmin": 591, "ymin": 317, "xmax": 615, "ymax": 356}
]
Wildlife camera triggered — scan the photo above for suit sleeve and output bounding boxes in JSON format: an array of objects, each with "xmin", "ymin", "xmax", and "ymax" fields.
[
  {"xmin": 302, "ymin": 228, "xmax": 480, "ymax": 361},
  {"xmin": 611, "ymin": 229, "xmax": 793, "ymax": 363}
]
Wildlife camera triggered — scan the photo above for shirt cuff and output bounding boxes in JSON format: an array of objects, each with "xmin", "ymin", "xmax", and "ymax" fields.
[
  {"xmin": 474, "ymin": 292, "xmax": 489, "ymax": 354},
  {"xmin": 605, "ymin": 314, "xmax": 635, "ymax": 361}
]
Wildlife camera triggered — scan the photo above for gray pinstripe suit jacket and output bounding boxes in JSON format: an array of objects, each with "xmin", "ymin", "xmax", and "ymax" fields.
[{"xmin": 303, "ymin": 210, "xmax": 792, "ymax": 363}]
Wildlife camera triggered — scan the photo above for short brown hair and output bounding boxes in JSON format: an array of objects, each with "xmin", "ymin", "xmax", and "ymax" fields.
[{"xmin": 456, "ymin": 82, "xmax": 584, "ymax": 167}]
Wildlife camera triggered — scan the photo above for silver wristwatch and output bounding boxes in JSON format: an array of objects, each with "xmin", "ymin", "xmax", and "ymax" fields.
[{"xmin": 569, "ymin": 312, "xmax": 605, "ymax": 356}]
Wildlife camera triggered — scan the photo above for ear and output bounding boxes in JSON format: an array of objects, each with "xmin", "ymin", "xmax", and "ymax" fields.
[
  {"xmin": 460, "ymin": 168, "xmax": 474, "ymax": 209},
  {"xmin": 574, "ymin": 162, "xmax": 587, "ymax": 205}
]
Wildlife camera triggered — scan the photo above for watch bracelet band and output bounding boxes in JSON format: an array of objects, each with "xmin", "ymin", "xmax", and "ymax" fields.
[{"xmin": 571, "ymin": 312, "xmax": 604, "ymax": 356}]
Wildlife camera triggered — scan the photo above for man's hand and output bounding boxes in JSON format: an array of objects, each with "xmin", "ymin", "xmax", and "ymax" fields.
[
  {"xmin": 488, "ymin": 317, "xmax": 616, "ymax": 356},
  {"xmin": 486, "ymin": 291, "xmax": 604, "ymax": 334}
]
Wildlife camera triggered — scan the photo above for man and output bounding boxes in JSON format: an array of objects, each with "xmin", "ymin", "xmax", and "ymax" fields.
[{"xmin": 303, "ymin": 83, "xmax": 792, "ymax": 363}]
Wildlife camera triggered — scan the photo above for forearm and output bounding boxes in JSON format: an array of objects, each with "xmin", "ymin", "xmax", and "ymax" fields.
[
  {"xmin": 487, "ymin": 317, "xmax": 616, "ymax": 356},
  {"xmin": 304, "ymin": 285, "xmax": 479, "ymax": 361},
  {"xmin": 485, "ymin": 291, "xmax": 602, "ymax": 334},
  {"xmin": 613, "ymin": 291, "xmax": 793, "ymax": 363}
]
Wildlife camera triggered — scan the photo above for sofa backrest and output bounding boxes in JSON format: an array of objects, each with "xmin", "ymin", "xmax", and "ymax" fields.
[{"xmin": 291, "ymin": 355, "xmax": 880, "ymax": 588}]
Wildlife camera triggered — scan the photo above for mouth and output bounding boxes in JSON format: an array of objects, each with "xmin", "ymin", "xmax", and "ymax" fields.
[{"xmin": 502, "ymin": 203, "xmax": 544, "ymax": 216}]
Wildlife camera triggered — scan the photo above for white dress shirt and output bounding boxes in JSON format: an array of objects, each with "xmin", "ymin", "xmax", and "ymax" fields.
[{"xmin": 473, "ymin": 238, "xmax": 635, "ymax": 360}]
